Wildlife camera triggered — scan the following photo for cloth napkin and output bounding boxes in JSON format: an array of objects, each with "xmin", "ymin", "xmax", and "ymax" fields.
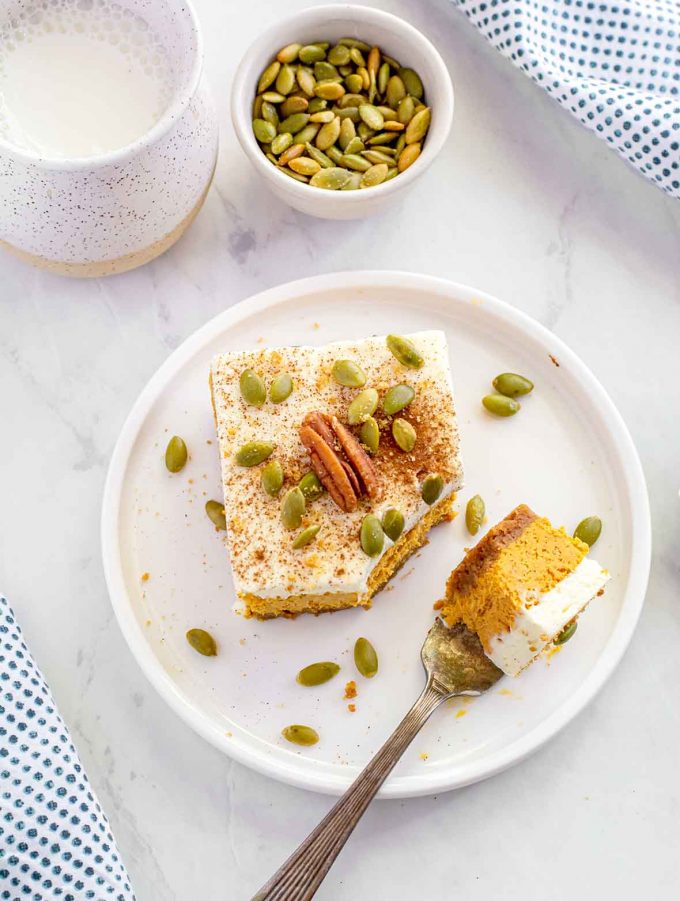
[
  {"xmin": 0, "ymin": 595, "xmax": 134, "ymax": 900},
  {"xmin": 452, "ymin": 0, "xmax": 680, "ymax": 198}
]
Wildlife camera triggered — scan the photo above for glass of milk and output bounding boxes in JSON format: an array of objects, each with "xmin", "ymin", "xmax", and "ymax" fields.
[{"xmin": 0, "ymin": 0, "xmax": 218, "ymax": 276}]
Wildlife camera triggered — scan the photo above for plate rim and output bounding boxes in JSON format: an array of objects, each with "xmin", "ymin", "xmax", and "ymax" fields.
[{"xmin": 101, "ymin": 271, "xmax": 651, "ymax": 797}]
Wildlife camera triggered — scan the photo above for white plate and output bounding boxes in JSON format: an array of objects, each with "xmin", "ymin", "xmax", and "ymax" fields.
[{"xmin": 101, "ymin": 272, "xmax": 651, "ymax": 798}]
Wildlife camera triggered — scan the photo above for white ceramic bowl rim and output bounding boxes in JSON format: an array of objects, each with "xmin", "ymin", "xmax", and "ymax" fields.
[
  {"xmin": 230, "ymin": 4, "xmax": 454, "ymax": 204},
  {"xmin": 0, "ymin": 0, "xmax": 204, "ymax": 171},
  {"xmin": 101, "ymin": 271, "xmax": 652, "ymax": 798}
]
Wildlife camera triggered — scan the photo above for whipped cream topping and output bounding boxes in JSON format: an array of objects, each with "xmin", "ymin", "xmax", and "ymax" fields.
[{"xmin": 210, "ymin": 331, "xmax": 463, "ymax": 603}]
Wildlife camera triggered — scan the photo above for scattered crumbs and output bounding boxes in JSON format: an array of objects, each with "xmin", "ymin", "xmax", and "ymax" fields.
[
  {"xmin": 420, "ymin": 752, "xmax": 429, "ymax": 761},
  {"xmin": 257, "ymin": 336, "xmax": 265, "ymax": 343},
  {"xmin": 145, "ymin": 619, "xmax": 152, "ymax": 627},
  {"xmin": 399, "ymin": 566, "xmax": 415, "ymax": 581},
  {"xmin": 545, "ymin": 644, "xmax": 562, "ymax": 662},
  {"xmin": 344, "ymin": 680, "xmax": 357, "ymax": 700},
  {"xmin": 347, "ymin": 704, "xmax": 356, "ymax": 713},
  {"xmin": 239, "ymin": 638, "xmax": 246, "ymax": 645},
  {"xmin": 596, "ymin": 588, "xmax": 605, "ymax": 596},
  {"xmin": 432, "ymin": 599, "xmax": 444, "ymax": 610},
  {"xmin": 549, "ymin": 353, "xmax": 560, "ymax": 367},
  {"xmin": 455, "ymin": 709, "xmax": 467, "ymax": 719},
  {"xmin": 141, "ymin": 572, "xmax": 150, "ymax": 582},
  {"xmin": 226, "ymin": 731, "xmax": 233, "ymax": 738},
  {"xmin": 471, "ymin": 297, "xmax": 482, "ymax": 306},
  {"xmin": 188, "ymin": 478, "xmax": 194, "ymax": 485},
  {"xmin": 312, "ymin": 322, "xmax": 320, "ymax": 330},
  {"xmin": 206, "ymin": 439, "xmax": 213, "ymax": 445},
  {"xmin": 499, "ymin": 688, "xmax": 513, "ymax": 697}
]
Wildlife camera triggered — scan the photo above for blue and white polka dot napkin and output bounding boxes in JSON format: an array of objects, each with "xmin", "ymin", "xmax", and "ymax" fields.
[
  {"xmin": 0, "ymin": 595, "xmax": 134, "ymax": 901},
  {"xmin": 452, "ymin": 0, "xmax": 680, "ymax": 197}
]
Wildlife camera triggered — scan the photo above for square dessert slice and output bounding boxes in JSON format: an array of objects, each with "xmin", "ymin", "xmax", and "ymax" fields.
[
  {"xmin": 439, "ymin": 504, "xmax": 610, "ymax": 675},
  {"xmin": 210, "ymin": 330, "xmax": 463, "ymax": 618}
]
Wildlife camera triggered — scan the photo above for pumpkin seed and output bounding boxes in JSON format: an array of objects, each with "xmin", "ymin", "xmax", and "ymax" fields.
[
  {"xmin": 326, "ymin": 145, "xmax": 344, "ymax": 163},
  {"xmin": 573, "ymin": 516, "xmax": 602, "ymax": 548},
  {"xmin": 348, "ymin": 388, "xmax": 379, "ymax": 425},
  {"xmin": 261, "ymin": 460, "xmax": 284, "ymax": 497},
  {"xmin": 392, "ymin": 418, "xmax": 416, "ymax": 452},
  {"xmin": 378, "ymin": 61, "xmax": 390, "ymax": 95},
  {"xmin": 465, "ymin": 495, "xmax": 485, "ymax": 535},
  {"xmin": 278, "ymin": 112, "xmax": 309, "ymax": 134},
  {"xmin": 307, "ymin": 97, "xmax": 327, "ymax": 113},
  {"xmin": 359, "ymin": 103, "xmax": 384, "ymax": 130},
  {"xmin": 367, "ymin": 131, "xmax": 398, "ymax": 146},
  {"xmin": 261, "ymin": 91, "xmax": 286, "ymax": 103},
  {"xmin": 296, "ymin": 660, "xmax": 339, "ymax": 685},
  {"xmin": 277, "ymin": 143, "xmax": 306, "ymax": 167},
  {"xmin": 281, "ymin": 168, "xmax": 309, "ymax": 184},
  {"xmin": 299, "ymin": 471, "xmax": 324, "ymax": 501},
  {"xmin": 292, "ymin": 124, "xmax": 320, "ymax": 145},
  {"xmin": 261, "ymin": 101, "xmax": 279, "ymax": 127},
  {"xmin": 271, "ymin": 132, "xmax": 293, "ymax": 155},
  {"xmin": 252, "ymin": 94, "xmax": 264, "ymax": 119},
  {"xmin": 281, "ymin": 487, "xmax": 305, "ymax": 530},
  {"xmin": 292, "ymin": 523, "xmax": 322, "ymax": 549},
  {"xmin": 315, "ymin": 116, "xmax": 341, "ymax": 150},
  {"xmin": 492, "ymin": 373, "xmax": 534, "ymax": 397},
  {"xmin": 296, "ymin": 66, "xmax": 316, "ymax": 97},
  {"xmin": 354, "ymin": 637, "xmax": 378, "ymax": 678},
  {"xmin": 386, "ymin": 334, "xmax": 424, "ymax": 368},
  {"xmin": 422, "ymin": 474, "xmax": 444, "ymax": 505},
  {"xmin": 257, "ymin": 60, "xmax": 281, "ymax": 93},
  {"xmin": 299, "ymin": 44, "xmax": 326, "ymax": 64},
  {"xmin": 337, "ymin": 106, "xmax": 360, "ymax": 123},
  {"xmin": 383, "ymin": 120, "xmax": 405, "ymax": 132},
  {"xmin": 289, "ymin": 157, "xmax": 320, "ymax": 176},
  {"xmin": 397, "ymin": 141, "xmax": 421, "ymax": 171},
  {"xmin": 360, "ymin": 416, "xmax": 380, "ymax": 454},
  {"xmin": 239, "ymin": 368, "xmax": 266, "ymax": 406},
  {"xmin": 315, "ymin": 80, "xmax": 345, "ymax": 101},
  {"xmin": 397, "ymin": 95, "xmax": 416, "ymax": 124},
  {"xmin": 305, "ymin": 142, "xmax": 334, "ymax": 168},
  {"xmin": 205, "ymin": 500, "xmax": 226, "ymax": 530},
  {"xmin": 339, "ymin": 38, "xmax": 371, "ymax": 51},
  {"xmin": 341, "ymin": 153, "xmax": 372, "ymax": 172},
  {"xmin": 314, "ymin": 61, "xmax": 339, "ymax": 81},
  {"xmin": 235, "ymin": 441, "xmax": 275, "ymax": 466},
  {"xmin": 345, "ymin": 72, "xmax": 364, "ymax": 93},
  {"xmin": 332, "ymin": 358, "xmax": 367, "ymax": 387},
  {"xmin": 310, "ymin": 166, "xmax": 350, "ymax": 189},
  {"xmin": 350, "ymin": 46, "xmax": 366, "ymax": 67},
  {"xmin": 276, "ymin": 64, "xmax": 296, "ymax": 95},
  {"xmin": 554, "ymin": 620, "xmax": 578, "ymax": 645},
  {"xmin": 277, "ymin": 43, "xmax": 302, "ymax": 64},
  {"xmin": 357, "ymin": 121, "xmax": 374, "ymax": 142},
  {"xmin": 341, "ymin": 171, "xmax": 362, "ymax": 190},
  {"xmin": 328, "ymin": 44, "xmax": 351, "ymax": 66},
  {"xmin": 361, "ymin": 149, "xmax": 396, "ymax": 165},
  {"xmin": 186, "ymin": 628, "xmax": 217, "ymax": 657},
  {"xmin": 253, "ymin": 118, "xmax": 277, "ymax": 143},
  {"xmin": 386, "ymin": 75, "xmax": 406, "ymax": 108},
  {"xmin": 361, "ymin": 163, "xmax": 389, "ymax": 187},
  {"xmin": 309, "ymin": 110, "xmax": 335, "ymax": 124},
  {"xmin": 383, "ymin": 383, "xmax": 415, "ymax": 414},
  {"xmin": 399, "ymin": 67, "xmax": 424, "ymax": 98},
  {"xmin": 282, "ymin": 724, "xmax": 319, "ymax": 746},
  {"xmin": 343, "ymin": 137, "xmax": 365, "ymax": 155},
  {"xmin": 405, "ymin": 107, "xmax": 431, "ymax": 144},
  {"xmin": 382, "ymin": 508, "xmax": 405, "ymax": 542},
  {"xmin": 165, "ymin": 435, "xmax": 187, "ymax": 473},
  {"xmin": 482, "ymin": 394, "xmax": 520, "ymax": 417},
  {"xmin": 383, "ymin": 53, "xmax": 401, "ymax": 69},
  {"xmin": 269, "ymin": 372, "xmax": 294, "ymax": 402},
  {"xmin": 360, "ymin": 514, "xmax": 384, "ymax": 557},
  {"xmin": 339, "ymin": 116, "xmax": 356, "ymax": 150}
]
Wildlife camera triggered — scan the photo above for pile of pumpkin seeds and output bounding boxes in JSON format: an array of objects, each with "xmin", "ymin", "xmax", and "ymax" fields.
[{"xmin": 252, "ymin": 38, "xmax": 431, "ymax": 190}]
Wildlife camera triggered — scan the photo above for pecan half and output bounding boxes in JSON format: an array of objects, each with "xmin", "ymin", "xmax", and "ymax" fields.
[{"xmin": 299, "ymin": 412, "xmax": 382, "ymax": 512}]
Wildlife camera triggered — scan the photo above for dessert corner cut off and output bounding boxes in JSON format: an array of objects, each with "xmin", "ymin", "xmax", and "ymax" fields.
[{"xmin": 209, "ymin": 330, "xmax": 463, "ymax": 618}]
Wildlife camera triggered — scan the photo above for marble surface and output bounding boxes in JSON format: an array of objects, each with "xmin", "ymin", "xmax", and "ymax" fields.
[{"xmin": 0, "ymin": 0, "xmax": 678, "ymax": 898}]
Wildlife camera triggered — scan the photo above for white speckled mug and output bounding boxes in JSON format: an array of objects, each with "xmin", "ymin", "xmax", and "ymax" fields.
[{"xmin": 0, "ymin": 0, "xmax": 218, "ymax": 277}]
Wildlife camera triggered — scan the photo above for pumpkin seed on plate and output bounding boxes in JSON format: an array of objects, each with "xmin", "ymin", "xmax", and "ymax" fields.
[
  {"xmin": 296, "ymin": 66, "xmax": 316, "ymax": 96},
  {"xmin": 341, "ymin": 153, "xmax": 372, "ymax": 172},
  {"xmin": 573, "ymin": 516, "xmax": 602, "ymax": 547},
  {"xmin": 277, "ymin": 43, "xmax": 302, "ymax": 64},
  {"xmin": 348, "ymin": 388, "xmax": 379, "ymax": 425},
  {"xmin": 306, "ymin": 96, "xmax": 327, "ymax": 113},
  {"xmin": 205, "ymin": 500, "xmax": 227, "ymax": 530},
  {"xmin": 281, "ymin": 487, "xmax": 305, "ymax": 529},
  {"xmin": 315, "ymin": 80, "xmax": 345, "ymax": 101},
  {"xmin": 386, "ymin": 334, "xmax": 424, "ymax": 368},
  {"xmin": 292, "ymin": 523, "xmax": 322, "ymax": 549},
  {"xmin": 296, "ymin": 660, "xmax": 339, "ymax": 685},
  {"xmin": 482, "ymin": 394, "xmax": 520, "ymax": 417},
  {"xmin": 359, "ymin": 416, "xmax": 380, "ymax": 454},
  {"xmin": 422, "ymin": 474, "xmax": 444, "ymax": 505},
  {"xmin": 382, "ymin": 508, "xmax": 405, "ymax": 542},
  {"xmin": 269, "ymin": 372, "xmax": 294, "ymax": 402},
  {"xmin": 292, "ymin": 123, "xmax": 320, "ymax": 145},
  {"xmin": 360, "ymin": 513, "xmax": 384, "ymax": 557},
  {"xmin": 332, "ymin": 358, "xmax": 367, "ymax": 387},
  {"xmin": 261, "ymin": 101, "xmax": 279, "ymax": 127},
  {"xmin": 339, "ymin": 116, "xmax": 356, "ymax": 149},
  {"xmin": 277, "ymin": 143, "xmax": 306, "ymax": 166},
  {"xmin": 359, "ymin": 103, "xmax": 384, "ymax": 130},
  {"xmin": 492, "ymin": 372, "xmax": 534, "ymax": 397},
  {"xmin": 343, "ymin": 136, "xmax": 365, "ymax": 155},
  {"xmin": 309, "ymin": 110, "xmax": 335, "ymax": 124},
  {"xmin": 399, "ymin": 67, "xmax": 424, "ymax": 98},
  {"xmin": 289, "ymin": 157, "xmax": 320, "ymax": 176},
  {"xmin": 315, "ymin": 116, "xmax": 341, "ymax": 150},
  {"xmin": 281, "ymin": 168, "xmax": 309, "ymax": 183},
  {"xmin": 271, "ymin": 132, "xmax": 293, "ymax": 155},
  {"xmin": 386, "ymin": 75, "xmax": 406, "ymax": 108},
  {"xmin": 305, "ymin": 143, "xmax": 334, "ymax": 168},
  {"xmin": 405, "ymin": 107, "xmax": 431, "ymax": 144},
  {"xmin": 252, "ymin": 118, "xmax": 277, "ymax": 143},
  {"xmin": 299, "ymin": 44, "xmax": 326, "ymax": 64},
  {"xmin": 239, "ymin": 368, "xmax": 266, "ymax": 406},
  {"xmin": 397, "ymin": 95, "xmax": 416, "ymax": 124},
  {"xmin": 165, "ymin": 435, "xmax": 187, "ymax": 473},
  {"xmin": 278, "ymin": 112, "xmax": 309, "ymax": 134},
  {"xmin": 261, "ymin": 90, "xmax": 286, "ymax": 104},
  {"xmin": 341, "ymin": 171, "xmax": 362, "ymax": 190},
  {"xmin": 299, "ymin": 470, "xmax": 324, "ymax": 501},
  {"xmin": 310, "ymin": 166, "xmax": 351, "ymax": 189},
  {"xmin": 392, "ymin": 418, "xmax": 416, "ymax": 452},
  {"xmin": 328, "ymin": 43, "xmax": 351, "ymax": 66},
  {"xmin": 261, "ymin": 460, "xmax": 284, "ymax": 497},
  {"xmin": 345, "ymin": 72, "xmax": 364, "ymax": 94},
  {"xmin": 360, "ymin": 163, "xmax": 389, "ymax": 187},
  {"xmin": 554, "ymin": 620, "xmax": 578, "ymax": 645},
  {"xmin": 282, "ymin": 724, "xmax": 319, "ymax": 746},
  {"xmin": 235, "ymin": 441, "xmax": 275, "ymax": 467},
  {"xmin": 465, "ymin": 495, "xmax": 485, "ymax": 535},
  {"xmin": 383, "ymin": 383, "xmax": 415, "ymax": 414},
  {"xmin": 186, "ymin": 628, "xmax": 217, "ymax": 657},
  {"xmin": 257, "ymin": 60, "xmax": 281, "ymax": 93},
  {"xmin": 354, "ymin": 637, "xmax": 378, "ymax": 678},
  {"xmin": 276, "ymin": 63, "xmax": 296, "ymax": 95},
  {"xmin": 378, "ymin": 61, "xmax": 390, "ymax": 95},
  {"xmin": 339, "ymin": 37, "xmax": 371, "ymax": 51},
  {"xmin": 397, "ymin": 141, "xmax": 421, "ymax": 171},
  {"xmin": 361, "ymin": 149, "xmax": 397, "ymax": 166},
  {"xmin": 314, "ymin": 60, "xmax": 339, "ymax": 81}
]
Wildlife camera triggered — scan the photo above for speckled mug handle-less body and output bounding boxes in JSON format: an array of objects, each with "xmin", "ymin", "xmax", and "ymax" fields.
[{"xmin": 0, "ymin": 0, "xmax": 218, "ymax": 278}]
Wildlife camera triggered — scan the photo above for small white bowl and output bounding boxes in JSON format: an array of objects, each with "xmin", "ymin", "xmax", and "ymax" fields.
[{"xmin": 231, "ymin": 4, "xmax": 454, "ymax": 219}]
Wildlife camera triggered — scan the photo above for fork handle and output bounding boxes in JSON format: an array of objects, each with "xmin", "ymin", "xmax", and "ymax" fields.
[{"xmin": 253, "ymin": 679, "xmax": 446, "ymax": 901}]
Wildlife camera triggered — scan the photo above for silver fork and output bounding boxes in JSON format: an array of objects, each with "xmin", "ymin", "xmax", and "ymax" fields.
[{"xmin": 254, "ymin": 619, "xmax": 504, "ymax": 900}]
